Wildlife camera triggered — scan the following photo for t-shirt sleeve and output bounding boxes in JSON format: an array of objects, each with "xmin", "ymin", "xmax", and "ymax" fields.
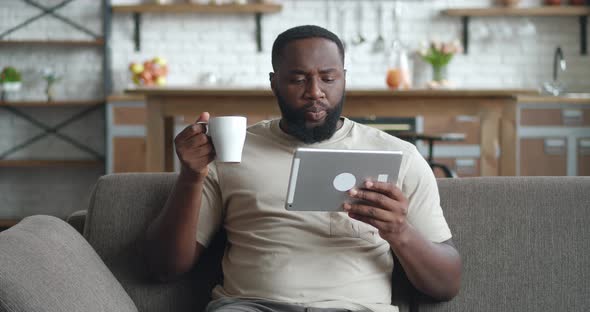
[
  {"xmin": 196, "ymin": 164, "xmax": 224, "ymax": 247},
  {"xmin": 401, "ymin": 147, "xmax": 452, "ymax": 243}
]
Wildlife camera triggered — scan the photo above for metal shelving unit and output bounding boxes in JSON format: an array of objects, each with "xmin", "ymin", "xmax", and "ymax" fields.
[{"xmin": 0, "ymin": 0, "xmax": 112, "ymax": 227}]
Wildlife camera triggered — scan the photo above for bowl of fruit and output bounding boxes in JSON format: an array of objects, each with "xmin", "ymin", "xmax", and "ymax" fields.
[{"xmin": 129, "ymin": 56, "xmax": 168, "ymax": 86}]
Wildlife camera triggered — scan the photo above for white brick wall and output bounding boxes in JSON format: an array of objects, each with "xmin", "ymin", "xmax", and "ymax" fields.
[
  {"xmin": 108, "ymin": 0, "xmax": 590, "ymax": 91},
  {"xmin": 1, "ymin": 0, "xmax": 589, "ymax": 219}
]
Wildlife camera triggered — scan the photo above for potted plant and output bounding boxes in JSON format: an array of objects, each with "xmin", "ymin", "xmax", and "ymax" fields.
[
  {"xmin": 0, "ymin": 66, "xmax": 22, "ymax": 92},
  {"xmin": 41, "ymin": 68, "xmax": 62, "ymax": 102}
]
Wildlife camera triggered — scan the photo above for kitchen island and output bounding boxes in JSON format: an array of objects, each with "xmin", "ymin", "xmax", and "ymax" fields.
[{"xmin": 125, "ymin": 88, "xmax": 537, "ymax": 175}]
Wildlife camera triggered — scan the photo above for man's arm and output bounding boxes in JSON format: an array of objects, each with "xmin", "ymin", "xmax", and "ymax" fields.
[
  {"xmin": 145, "ymin": 112, "xmax": 215, "ymax": 281},
  {"xmin": 344, "ymin": 181, "xmax": 462, "ymax": 301},
  {"xmin": 145, "ymin": 173, "xmax": 208, "ymax": 281}
]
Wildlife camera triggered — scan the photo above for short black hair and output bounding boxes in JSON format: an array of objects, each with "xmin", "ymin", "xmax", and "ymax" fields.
[{"xmin": 271, "ymin": 25, "xmax": 345, "ymax": 71}]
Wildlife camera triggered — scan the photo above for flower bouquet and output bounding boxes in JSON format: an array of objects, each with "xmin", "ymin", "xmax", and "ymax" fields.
[{"xmin": 418, "ymin": 39, "xmax": 462, "ymax": 89}]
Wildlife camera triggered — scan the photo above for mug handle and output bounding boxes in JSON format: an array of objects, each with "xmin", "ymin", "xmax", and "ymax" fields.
[{"xmin": 196, "ymin": 121, "xmax": 209, "ymax": 135}]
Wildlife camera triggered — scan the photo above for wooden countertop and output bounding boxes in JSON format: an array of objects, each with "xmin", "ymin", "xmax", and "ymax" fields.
[
  {"xmin": 107, "ymin": 94, "xmax": 145, "ymax": 102},
  {"xmin": 125, "ymin": 87, "xmax": 538, "ymax": 98}
]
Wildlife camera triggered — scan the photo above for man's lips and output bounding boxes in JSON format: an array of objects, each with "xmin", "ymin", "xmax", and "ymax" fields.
[{"xmin": 305, "ymin": 110, "xmax": 327, "ymax": 122}]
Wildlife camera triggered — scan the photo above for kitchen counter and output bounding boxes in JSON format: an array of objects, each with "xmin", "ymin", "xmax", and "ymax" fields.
[
  {"xmin": 125, "ymin": 87, "xmax": 538, "ymax": 176},
  {"xmin": 518, "ymin": 94, "xmax": 590, "ymax": 104},
  {"xmin": 127, "ymin": 87, "xmax": 536, "ymax": 97}
]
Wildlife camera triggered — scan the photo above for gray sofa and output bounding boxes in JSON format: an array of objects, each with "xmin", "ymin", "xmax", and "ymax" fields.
[{"xmin": 1, "ymin": 173, "xmax": 589, "ymax": 312}]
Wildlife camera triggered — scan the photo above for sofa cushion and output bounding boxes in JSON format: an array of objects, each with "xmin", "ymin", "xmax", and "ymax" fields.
[{"xmin": 0, "ymin": 215, "xmax": 137, "ymax": 312}]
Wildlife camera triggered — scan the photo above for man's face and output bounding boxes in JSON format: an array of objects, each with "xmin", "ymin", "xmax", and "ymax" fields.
[{"xmin": 270, "ymin": 37, "xmax": 346, "ymax": 144}]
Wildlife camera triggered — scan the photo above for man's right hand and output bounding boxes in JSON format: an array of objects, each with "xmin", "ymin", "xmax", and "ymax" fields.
[{"xmin": 174, "ymin": 112, "xmax": 215, "ymax": 181}]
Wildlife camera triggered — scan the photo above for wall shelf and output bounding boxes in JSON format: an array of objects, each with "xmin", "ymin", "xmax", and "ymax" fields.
[
  {"xmin": 442, "ymin": 6, "xmax": 590, "ymax": 55},
  {"xmin": 0, "ymin": 39, "xmax": 105, "ymax": 46},
  {"xmin": 111, "ymin": 3, "xmax": 283, "ymax": 52},
  {"xmin": 0, "ymin": 100, "xmax": 105, "ymax": 107},
  {"xmin": 0, "ymin": 160, "xmax": 104, "ymax": 168}
]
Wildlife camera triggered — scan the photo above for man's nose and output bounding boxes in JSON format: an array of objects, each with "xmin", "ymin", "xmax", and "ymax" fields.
[{"xmin": 304, "ymin": 78, "xmax": 325, "ymax": 99}]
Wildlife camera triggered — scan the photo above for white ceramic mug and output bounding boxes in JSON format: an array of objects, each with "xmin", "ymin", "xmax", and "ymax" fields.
[{"xmin": 198, "ymin": 116, "xmax": 247, "ymax": 163}]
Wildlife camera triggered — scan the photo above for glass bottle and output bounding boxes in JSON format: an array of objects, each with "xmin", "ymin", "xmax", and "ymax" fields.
[
  {"xmin": 386, "ymin": 40, "xmax": 412, "ymax": 90},
  {"xmin": 385, "ymin": 1, "xmax": 412, "ymax": 90}
]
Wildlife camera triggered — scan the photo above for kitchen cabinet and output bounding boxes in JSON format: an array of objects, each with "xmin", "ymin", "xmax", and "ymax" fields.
[
  {"xmin": 578, "ymin": 138, "xmax": 590, "ymax": 176},
  {"xmin": 520, "ymin": 138, "xmax": 568, "ymax": 176},
  {"xmin": 517, "ymin": 95, "xmax": 590, "ymax": 176},
  {"xmin": 119, "ymin": 88, "xmax": 536, "ymax": 176}
]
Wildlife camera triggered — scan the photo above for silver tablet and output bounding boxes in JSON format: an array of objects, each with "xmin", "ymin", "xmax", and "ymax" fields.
[{"xmin": 285, "ymin": 148, "xmax": 403, "ymax": 211}]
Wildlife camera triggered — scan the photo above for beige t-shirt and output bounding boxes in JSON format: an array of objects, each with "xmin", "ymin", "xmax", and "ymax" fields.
[{"xmin": 197, "ymin": 118, "xmax": 452, "ymax": 312}]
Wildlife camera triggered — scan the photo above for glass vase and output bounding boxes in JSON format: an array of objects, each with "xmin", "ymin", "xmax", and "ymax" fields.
[{"xmin": 431, "ymin": 65, "xmax": 447, "ymax": 83}]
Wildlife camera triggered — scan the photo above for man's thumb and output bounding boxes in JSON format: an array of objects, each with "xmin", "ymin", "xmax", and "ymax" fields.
[{"xmin": 196, "ymin": 112, "xmax": 210, "ymax": 123}]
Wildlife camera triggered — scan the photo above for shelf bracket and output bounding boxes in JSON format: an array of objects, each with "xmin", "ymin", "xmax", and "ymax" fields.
[
  {"xmin": 255, "ymin": 13, "xmax": 262, "ymax": 52},
  {"xmin": 462, "ymin": 16, "xmax": 469, "ymax": 54},
  {"xmin": 133, "ymin": 12, "xmax": 141, "ymax": 51},
  {"xmin": 581, "ymin": 15, "xmax": 587, "ymax": 55}
]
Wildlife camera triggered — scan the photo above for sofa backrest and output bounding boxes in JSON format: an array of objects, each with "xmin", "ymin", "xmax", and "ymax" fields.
[
  {"xmin": 422, "ymin": 177, "xmax": 590, "ymax": 312},
  {"xmin": 85, "ymin": 173, "xmax": 412, "ymax": 312},
  {"xmin": 85, "ymin": 173, "xmax": 222, "ymax": 312},
  {"xmin": 86, "ymin": 174, "xmax": 590, "ymax": 312}
]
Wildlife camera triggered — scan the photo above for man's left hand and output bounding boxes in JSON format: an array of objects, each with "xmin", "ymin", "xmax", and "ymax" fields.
[{"xmin": 343, "ymin": 180, "xmax": 410, "ymax": 244}]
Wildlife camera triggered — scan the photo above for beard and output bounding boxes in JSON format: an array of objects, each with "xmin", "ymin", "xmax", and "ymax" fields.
[{"xmin": 276, "ymin": 91, "xmax": 345, "ymax": 144}]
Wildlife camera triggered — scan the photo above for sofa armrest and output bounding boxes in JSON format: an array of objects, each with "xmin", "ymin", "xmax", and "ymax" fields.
[{"xmin": 0, "ymin": 215, "xmax": 138, "ymax": 312}]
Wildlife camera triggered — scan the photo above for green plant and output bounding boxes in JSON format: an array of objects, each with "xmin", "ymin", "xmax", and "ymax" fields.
[
  {"xmin": 0, "ymin": 67, "xmax": 22, "ymax": 83},
  {"xmin": 418, "ymin": 40, "xmax": 462, "ymax": 82}
]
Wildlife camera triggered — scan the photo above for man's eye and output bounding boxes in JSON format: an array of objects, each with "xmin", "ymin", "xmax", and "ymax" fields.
[
  {"xmin": 291, "ymin": 78, "xmax": 305, "ymax": 84},
  {"xmin": 323, "ymin": 77, "xmax": 335, "ymax": 83}
]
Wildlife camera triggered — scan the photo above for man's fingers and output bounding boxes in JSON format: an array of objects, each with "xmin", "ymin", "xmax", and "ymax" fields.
[
  {"xmin": 343, "ymin": 202, "xmax": 393, "ymax": 222},
  {"xmin": 360, "ymin": 180, "xmax": 405, "ymax": 202},
  {"xmin": 187, "ymin": 141, "xmax": 215, "ymax": 158},
  {"xmin": 348, "ymin": 212, "xmax": 387, "ymax": 229},
  {"xmin": 175, "ymin": 123, "xmax": 206, "ymax": 143},
  {"xmin": 348, "ymin": 187, "xmax": 395, "ymax": 209},
  {"xmin": 179, "ymin": 133, "xmax": 210, "ymax": 148}
]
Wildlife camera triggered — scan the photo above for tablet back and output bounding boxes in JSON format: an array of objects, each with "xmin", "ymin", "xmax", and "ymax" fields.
[{"xmin": 285, "ymin": 148, "xmax": 403, "ymax": 211}]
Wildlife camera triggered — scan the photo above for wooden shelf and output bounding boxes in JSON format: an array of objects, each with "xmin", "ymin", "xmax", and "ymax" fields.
[
  {"xmin": 442, "ymin": 6, "xmax": 589, "ymax": 55},
  {"xmin": 443, "ymin": 6, "xmax": 590, "ymax": 17},
  {"xmin": 0, "ymin": 100, "xmax": 105, "ymax": 107},
  {"xmin": 111, "ymin": 3, "xmax": 282, "ymax": 52},
  {"xmin": 0, "ymin": 160, "xmax": 104, "ymax": 168},
  {"xmin": 0, "ymin": 39, "xmax": 105, "ymax": 46},
  {"xmin": 111, "ymin": 3, "xmax": 282, "ymax": 14}
]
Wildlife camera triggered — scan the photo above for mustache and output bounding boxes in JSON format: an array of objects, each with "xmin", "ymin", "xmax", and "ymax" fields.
[{"xmin": 302, "ymin": 101, "xmax": 330, "ymax": 112}]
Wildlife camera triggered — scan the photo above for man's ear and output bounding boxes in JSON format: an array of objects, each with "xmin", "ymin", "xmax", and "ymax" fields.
[{"xmin": 269, "ymin": 72, "xmax": 277, "ymax": 96}]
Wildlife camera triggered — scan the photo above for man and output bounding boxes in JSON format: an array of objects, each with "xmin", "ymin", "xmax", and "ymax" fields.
[{"xmin": 145, "ymin": 25, "xmax": 461, "ymax": 312}]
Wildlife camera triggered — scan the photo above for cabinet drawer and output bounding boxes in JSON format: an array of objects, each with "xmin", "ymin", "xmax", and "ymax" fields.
[
  {"xmin": 423, "ymin": 115, "xmax": 479, "ymax": 145},
  {"xmin": 520, "ymin": 138, "xmax": 567, "ymax": 176},
  {"xmin": 578, "ymin": 138, "xmax": 590, "ymax": 176},
  {"xmin": 113, "ymin": 106, "xmax": 147, "ymax": 125},
  {"xmin": 113, "ymin": 137, "xmax": 146, "ymax": 173},
  {"xmin": 432, "ymin": 157, "xmax": 480, "ymax": 177},
  {"xmin": 521, "ymin": 108, "xmax": 590, "ymax": 126}
]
